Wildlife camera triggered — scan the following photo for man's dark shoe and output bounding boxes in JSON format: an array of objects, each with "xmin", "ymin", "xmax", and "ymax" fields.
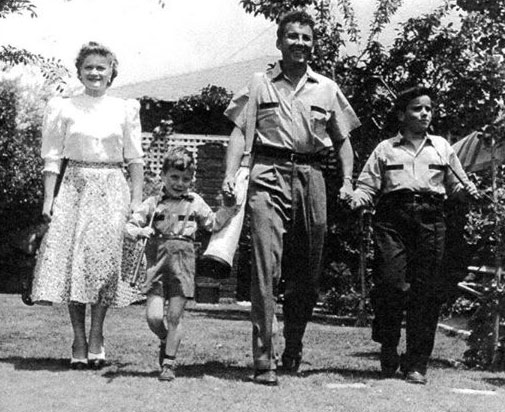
[
  {"xmin": 405, "ymin": 370, "xmax": 427, "ymax": 385},
  {"xmin": 380, "ymin": 346, "xmax": 399, "ymax": 378},
  {"xmin": 253, "ymin": 370, "xmax": 278, "ymax": 386},
  {"xmin": 280, "ymin": 353, "xmax": 302, "ymax": 373}
]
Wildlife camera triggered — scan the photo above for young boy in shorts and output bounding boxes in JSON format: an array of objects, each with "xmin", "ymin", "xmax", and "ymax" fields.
[{"xmin": 125, "ymin": 146, "xmax": 237, "ymax": 381}]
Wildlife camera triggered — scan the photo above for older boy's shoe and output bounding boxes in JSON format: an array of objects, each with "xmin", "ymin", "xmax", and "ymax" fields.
[
  {"xmin": 405, "ymin": 370, "xmax": 427, "ymax": 385},
  {"xmin": 159, "ymin": 364, "xmax": 175, "ymax": 381},
  {"xmin": 253, "ymin": 370, "xmax": 278, "ymax": 386}
]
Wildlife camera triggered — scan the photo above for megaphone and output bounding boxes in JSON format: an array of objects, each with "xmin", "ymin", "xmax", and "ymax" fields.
[{"xmin": 202, "ymin": 166, "xmax": 249, "ymax": 271}]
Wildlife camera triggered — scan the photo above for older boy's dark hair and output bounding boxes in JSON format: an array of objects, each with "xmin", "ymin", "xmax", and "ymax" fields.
[
  {"xmin": 162, "ymin": 146, "xmax": 195, "ymax": 174},
  {"xmin": 277, "ymin": 10, "xmax": 315, "ymax": 40},
  {"xmin": 395, "ymin": 85, "xmax": 434, "ymax": 113},
  {"xmin": 75, "ymin": 41, "xmax": 119, "ymax": 86}
]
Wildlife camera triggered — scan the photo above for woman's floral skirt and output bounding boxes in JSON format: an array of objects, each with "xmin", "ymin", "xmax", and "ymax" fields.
[{"xmin": 32, "ymin": 161, "xmax": 143, "ymax": 307}]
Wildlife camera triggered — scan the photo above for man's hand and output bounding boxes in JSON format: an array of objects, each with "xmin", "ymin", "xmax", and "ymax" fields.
[
  {"xmin": 339, "ymin": 179, "xmax": 353, "ymax": 205},
  {"xmin": 222, "ymin": 174, "xmax": 237, "ymax": 198}
]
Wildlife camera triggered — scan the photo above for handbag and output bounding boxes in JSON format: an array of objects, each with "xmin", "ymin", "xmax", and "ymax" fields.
[{"xmin": 202, "ymin": 72, "xmax": 264, "ymax": 269}]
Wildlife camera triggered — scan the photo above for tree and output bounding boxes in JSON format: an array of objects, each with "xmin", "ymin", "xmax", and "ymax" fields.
[
  {"xmin": 239, "ymin": 0, "xmax": 505, "ymax": 335},
  {"xmin": 0, "ymin": 1, "xmax": 69, "ymax": 88},
  {"xmin": 1, "ymin": 0, "xmax": 166, "ymax": 88}
]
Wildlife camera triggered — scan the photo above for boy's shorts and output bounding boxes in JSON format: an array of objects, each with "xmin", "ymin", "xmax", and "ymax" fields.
[{"xmin": 141, "ymin": 238, "xmax": 196, "ymax": 299}]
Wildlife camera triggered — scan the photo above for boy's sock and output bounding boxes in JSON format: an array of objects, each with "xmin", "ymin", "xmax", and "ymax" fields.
[
  {"xmin": 162, "ymin": 355, "xmax": 176, "ymax": 367},
  {"xmin": 158, "ymin": 338, "xmax": 167, "ymax": 367}
]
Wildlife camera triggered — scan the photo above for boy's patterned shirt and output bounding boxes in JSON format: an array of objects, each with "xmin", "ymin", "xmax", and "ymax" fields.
[{"xmin": 125, "ymin": 192, "xmax": 236, "ymax": 240}]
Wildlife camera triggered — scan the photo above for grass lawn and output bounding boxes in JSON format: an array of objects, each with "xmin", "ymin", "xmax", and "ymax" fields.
[{"xmin": 2, "ymin": 294, "xmax": 505, "ymax": 412}]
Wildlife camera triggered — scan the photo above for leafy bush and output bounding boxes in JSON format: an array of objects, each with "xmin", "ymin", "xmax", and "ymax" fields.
[{"xmin": 0, "ymin": 74, "xmax": 51, "ymax": 232}]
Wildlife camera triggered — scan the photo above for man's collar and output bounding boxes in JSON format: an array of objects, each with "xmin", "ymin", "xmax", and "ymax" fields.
[{"xmin": 268, "ymin": 61, "xmax": 319, "ymax": 83}]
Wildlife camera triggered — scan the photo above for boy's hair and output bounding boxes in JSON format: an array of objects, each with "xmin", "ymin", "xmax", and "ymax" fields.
[
  {"xmin": 395, "ymin": 85, "xmax": 434, "ymax": 114},
  {"xmin": 161, "ymin": 146, "xmax": 195, "ymax": 174},
  {"xmin": 75, "ymin": 41, "xmax": 118, "ymax": 86},
  {"xmin": 277, "ymin": 10, "xmax": 315, "ymax": 41}
]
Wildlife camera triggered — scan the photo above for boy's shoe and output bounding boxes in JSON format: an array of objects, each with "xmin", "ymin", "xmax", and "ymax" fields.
[
  {"xmin": 405, "ymin": 370, "xmax": 427, "ymax": 385},
  {"xmin": 253, "ymin": 369, "xmax": 278, "ymax": 386},
  {"xmin": 159, "ymin": 364, "xmax": 175, "ymax": 381}
]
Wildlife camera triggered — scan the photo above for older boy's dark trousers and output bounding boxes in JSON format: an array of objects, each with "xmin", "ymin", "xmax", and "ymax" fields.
[{"xmin": 371, "ymin": 194, "xmax": 446, "ymax": 374}]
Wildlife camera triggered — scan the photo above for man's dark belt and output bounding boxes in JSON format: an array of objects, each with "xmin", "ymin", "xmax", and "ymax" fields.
[
  {"xmin": 380, "ymin": 190, "xmax": 444, "ymax": 205},
  {"xmin": 155, "ymin": 234, "xmax": 193, "ymax": 242},
  {"xmin": 254, "ymin": 145, "xmax": 325, "ymax": 163}
]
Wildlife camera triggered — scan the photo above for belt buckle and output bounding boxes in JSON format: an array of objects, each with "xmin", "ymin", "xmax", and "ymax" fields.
[
  {"xmin": 412, "ymin": 193, "xmax": 422, "ymax": 202},
  {"xmin": 289, "ymin": 152, "xmax": 297, "ymax": 162}
]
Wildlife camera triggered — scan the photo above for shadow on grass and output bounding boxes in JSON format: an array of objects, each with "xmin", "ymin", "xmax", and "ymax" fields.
[
  {"xmin": 0, "ymin": 356, "xmax": 70, "ymax": 372},
  {"xmin": 0, "ymin": 356, "xmax": 152, "ymax": 374},
  {"xmin": 187, "ymin": 307, "xmax": 367, "ymax": 328},
  {"xmin": 351, "ymin": 351, "xmax": 466, "ymax": 370},
  {"xmin": 102, "ymin": 361, "xmax": 251, "ymax": 383},
  {"xmin": 483, "ymin": 377, "xmax": 505, "ymax": 387},
  {"xmin": 296, "ymin": 365, "xmax": 382, "ymax": 380},
  {"xmin": 187, "ymin": 308, "xmax": 250, "ymax": 322},
  {"xmin": 350, "ymin": 351, "xmax": 379, "ymax": 360}
]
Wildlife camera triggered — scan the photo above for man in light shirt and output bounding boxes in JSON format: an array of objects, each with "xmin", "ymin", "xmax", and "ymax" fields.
[{"xmin": 222, "ymin": 10, "xmax": 360, "ymax": 385}]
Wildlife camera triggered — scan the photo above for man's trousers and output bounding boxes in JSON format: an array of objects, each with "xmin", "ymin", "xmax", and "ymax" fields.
[{"xmin": 247, "ymin": 155, "xmax": 327, "ymax": 370}]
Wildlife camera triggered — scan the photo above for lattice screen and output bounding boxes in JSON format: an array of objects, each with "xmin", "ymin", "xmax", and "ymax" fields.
[{"xmin": 142, "ymin": 133, "xmax": 229, "ymax": 176}]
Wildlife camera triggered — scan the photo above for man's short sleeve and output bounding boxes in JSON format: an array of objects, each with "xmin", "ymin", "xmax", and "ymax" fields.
[
  {"xmin": 328, "ymin": 85, "xmax": 361, "ymax": 142},
  {"xmin": 224, "ymin": 86, "xmax": 249, "ymax": 134}
]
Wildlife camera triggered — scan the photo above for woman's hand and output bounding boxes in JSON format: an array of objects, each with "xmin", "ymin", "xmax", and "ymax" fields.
[{"xmin": 42, "ymin": 198, "xmax": 53, "ymax": 221}]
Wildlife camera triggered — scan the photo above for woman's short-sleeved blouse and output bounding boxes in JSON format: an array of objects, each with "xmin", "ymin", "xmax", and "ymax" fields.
[{"xmin": 41, "ymin": 94, "xmax": 144, "ymax": 173}]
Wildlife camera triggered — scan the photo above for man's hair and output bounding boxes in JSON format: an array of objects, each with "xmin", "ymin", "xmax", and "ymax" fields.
[
  {"xmin": 161, "ymin": 146, "xmax": 195, "ymax": 174},
  {"xmin": 395, "ymin": 85, "xmax": 434, "ymax": 113},
  {"xmin": 75, "ymin": 41, "xmax": 118, "ymax": 86},
  {"xmin": 276, "ymin": 10, "xmax": 315, "ymax": 40}
]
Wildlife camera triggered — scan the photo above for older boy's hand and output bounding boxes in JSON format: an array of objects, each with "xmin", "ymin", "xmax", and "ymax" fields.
[
  {"xmin": 138, "ymin": 227, "xmax": 154, "ymax": 239},
  {"xmin": 466, "ymin": 183, "xmax": 481, "ymax": 201}
]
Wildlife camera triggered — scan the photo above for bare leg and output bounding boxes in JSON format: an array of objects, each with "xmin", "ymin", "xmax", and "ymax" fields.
[
  {"xmin": 146, "ymin": 294, "xmax": 167, "ymax": 340},
  {"xmin": 165, "ymin": 296, "xmax": 187, "ymax": 358},
  {"xmin": 69, "ymin": 302, "xmax": 87, "ymax": 359},
  {"xmin": 89, "ymin": 304, "xmax": 108, "ymax": 354}
]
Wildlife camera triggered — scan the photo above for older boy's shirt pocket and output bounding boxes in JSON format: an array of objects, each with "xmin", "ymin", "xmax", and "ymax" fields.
[
  {"xmin": 428, "ymin": 163, "xmax": 448, "ymax": 186},
  {"xmin": 310, "ymin": 105, "xmax": 329, "ymax": 138}
]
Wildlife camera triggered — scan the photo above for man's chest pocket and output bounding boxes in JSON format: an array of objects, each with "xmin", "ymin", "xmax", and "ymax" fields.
[
  {"xmin": 310, "ymin": 105, "xmax": 329, "ymax": 138},
  {"xmin": 257, "ymin": 102, "xmax": 280, "ymax": 131}
]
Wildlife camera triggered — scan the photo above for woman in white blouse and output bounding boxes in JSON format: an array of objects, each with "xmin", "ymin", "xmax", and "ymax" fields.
[{"xmin": 31, "ymin": 41, "xmax": 144, "ymax": 370}]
